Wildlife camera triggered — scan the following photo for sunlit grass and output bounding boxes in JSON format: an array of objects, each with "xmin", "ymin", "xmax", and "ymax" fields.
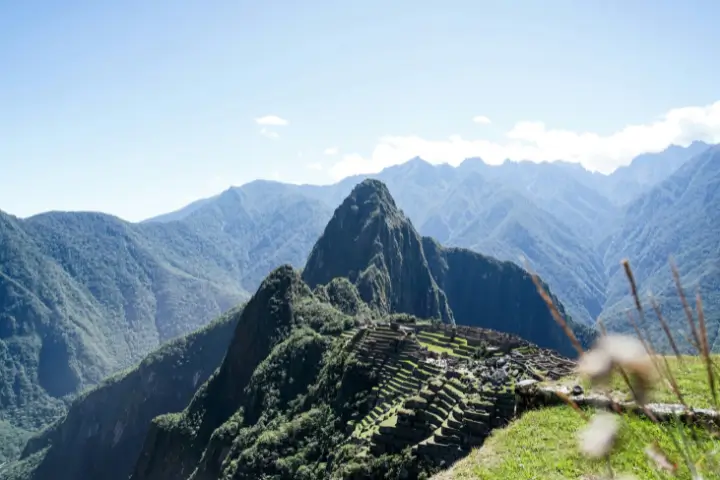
[
  {"xmin": 548, "ymin": 355, "xmax": 720, "ymax": 409},
  {"xmin": 443, "ymin": 406, "xmax": 719, "ymax": 480}
]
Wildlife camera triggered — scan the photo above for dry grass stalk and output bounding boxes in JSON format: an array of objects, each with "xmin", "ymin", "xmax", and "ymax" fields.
[
  {"xmin": 623, "ymin": 305, "xmax": 688, "ymax": 409},
  {"xmin": 622, "ymin": 259, "xmax": 643, "ymax": 315},
  {"xmin": 649, "ymin": 295, "xmax": 684, "ymax": 365},
  {"xmin": 525, "ymin": 262, "xmax": 584, "ymax": 356},
  {"xmin": 533, "ymin": 257, "xmax": 719, "ymax": 478},
  {"xmin": 695, "ymin": 293, "xmax": 718, "ymax": 409},
  {"xmin": 670, "ymin": 258, "xmax": 702, "ymax": 351}
]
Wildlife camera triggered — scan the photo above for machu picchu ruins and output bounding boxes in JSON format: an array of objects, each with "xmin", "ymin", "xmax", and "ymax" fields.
[{"xmin": 338, "ymin": 320, "xmax": 578, "ymax": 467}]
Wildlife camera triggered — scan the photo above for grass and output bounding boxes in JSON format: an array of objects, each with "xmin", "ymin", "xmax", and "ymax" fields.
[
  {"xmin": 417, "ymin": 332, "xmax": 473, "ymax": 359},
  {"xmin": 380, "ymin": 414, "xmax": 398, "ymax": 427},
  {"xmin": 548, "ymin": 355, "xmax": 720, "ymax": 409},
  {"xmin": 421, "ymin": 342, "xmax": 457, "ymax": 356},
  {"xmin": 442, "ymin": 406, "xmax": 719, "ymax": 480}
]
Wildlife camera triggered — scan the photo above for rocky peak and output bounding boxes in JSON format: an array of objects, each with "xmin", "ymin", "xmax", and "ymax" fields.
[{"xmin": 302, "ymin": 179, "xmax": 453, "ymax": 323}]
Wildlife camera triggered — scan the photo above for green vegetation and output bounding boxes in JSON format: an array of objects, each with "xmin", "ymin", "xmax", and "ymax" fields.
[
  {"xmin": 550, "ymin": 354, "xmax": 720, "ymax": 409},
  {"xmin": 442, "ymin": 351, "xmax": 720, "ymax": 479},
  {"xmin": 0, "ymin": 187, "xmax": 333, "ymax": 461},
  {"xmin": 440, "ymin": 259, "xmax": 720, "ymax": 480},
  {"xmin": 3, "ymin": 305, "xmax": 243, "ymax": 480},
  {"xmin": 440, "ymin": 406, "xmax": 718, "ymax": 480}
]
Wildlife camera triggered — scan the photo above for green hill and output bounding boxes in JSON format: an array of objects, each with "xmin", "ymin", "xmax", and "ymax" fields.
[
  {"xmin": 2, "ymin": 305, "xmax": 241, "ymax": 480},
  {"xmin": 0, "ymin": 189, "xmax": 331, "ymax": 462}
]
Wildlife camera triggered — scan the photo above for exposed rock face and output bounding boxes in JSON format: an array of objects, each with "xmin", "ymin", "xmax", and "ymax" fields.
[{"xmin": 303, "ymin": 179, "xmax": 454, "ymax": 324}]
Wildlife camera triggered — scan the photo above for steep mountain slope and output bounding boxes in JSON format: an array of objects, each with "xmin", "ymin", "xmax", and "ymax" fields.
[
  {"xmin": 602, "ymin": 141, "xmax": 711, "ymax": 205},
  {"xmin": 0, "ymin": 211, "xmax": 245, "ymax": 462},
  {"xmin": 0, "ymin": 212, "xmax": 83, "ymax": 461},
  {"xmin": 2, "ymin": 305, "xmax": 242, "ymax": 480},
  {"xmin": 0, "ymin": 190, "xmax": 332, "ymax": 462},
  {"xmin": 421, "ymin": 237, "xmax": 597, "ymax": 353},
  {"xmin": 302, "ymin": 179, "xmax": 453, "ymax": 324},
  {"xmin": 130, "ymin": 265, "xmax": 358, "ymax": 480},
  {"xmin": 602, "ymin": 146, "xmax": 720, "ymax": 351},
  {"xmin": 418, "ymin": 172, "xmax": 606, "ymax": 325},
  {"xmin": 457, "ymin": 158, "xmax": 619, "ymax": 242}
]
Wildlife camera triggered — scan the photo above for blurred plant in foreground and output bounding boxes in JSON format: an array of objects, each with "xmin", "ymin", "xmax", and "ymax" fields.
[{"xmin": 530, "ymin": 258, "xmax": 720, "ymax": 480}]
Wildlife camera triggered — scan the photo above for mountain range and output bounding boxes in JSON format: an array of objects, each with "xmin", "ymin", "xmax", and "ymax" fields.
[
  {"xmin": 3, "ymin": 178, "xmax": 591, "ymax": 480},
  {"xmin": 1, "ymin": 140, "xmax": 718, "ymax": 466},
  {"xmin": 144, "ymin": 139, "xmax": 718, "ymax": 337}
]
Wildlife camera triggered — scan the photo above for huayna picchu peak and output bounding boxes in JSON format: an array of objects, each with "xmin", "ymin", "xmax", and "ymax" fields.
[{"xmin": 302, "ymin": 178, "xmax": 454, "ymax": 325}]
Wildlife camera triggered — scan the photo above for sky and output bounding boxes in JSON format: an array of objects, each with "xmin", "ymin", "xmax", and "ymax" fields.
[{"xmin": 1, "ymin": 0, "xmax": 719, "ymax": 222}]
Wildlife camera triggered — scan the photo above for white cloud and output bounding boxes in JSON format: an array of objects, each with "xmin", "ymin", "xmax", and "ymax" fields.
[
  {"xmin": 305, "ymin": 162, "xmax": 323, "ymax": 171},
  {"xmin": 260, "ymin": 128, "xmax": 279, "ymax": 139},
  {"xmin": 330, "ymin": 100, "xmax": 720, "ymax": 180},
  {"xmin": 472, "ymin": 115, "xmax": 492, "ymax": 125},
  {"xmin": 323, "ymin": 147, "xmax": 339, "ymax": 155},
  {"xmin": 255, "ymin": 115, "xmax": 289, "ymax": 126}
]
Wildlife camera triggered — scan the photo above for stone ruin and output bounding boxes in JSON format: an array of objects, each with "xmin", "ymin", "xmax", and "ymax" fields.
[{"xmin": 338, "ymin": 322, "xmax": 577, "ymax": 468}]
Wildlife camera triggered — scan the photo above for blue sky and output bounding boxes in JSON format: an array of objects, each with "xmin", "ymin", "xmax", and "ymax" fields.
[{"xmin": 1, "ymin": 0, "xmax": 719, "ymax": 221}]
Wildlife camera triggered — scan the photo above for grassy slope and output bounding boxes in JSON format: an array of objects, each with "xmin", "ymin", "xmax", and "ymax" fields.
[{"xmin": 440, "ymin": 406, "xmax": 717, "ymax": 480}]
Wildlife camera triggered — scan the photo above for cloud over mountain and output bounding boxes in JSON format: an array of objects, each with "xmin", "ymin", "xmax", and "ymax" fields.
[{"xmin": 330, "ymin": 100, "xmax": 720, "ymax": 179}]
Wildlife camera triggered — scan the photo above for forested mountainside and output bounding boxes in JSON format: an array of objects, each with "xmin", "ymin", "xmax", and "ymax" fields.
[
  {"xmin": 129, "ymin": 265, "xmax": 579, "ymax": 480},
  {"xmin": 4, "ymin": 179, "xmax": 588, "ymax": 480},
  {"xmin": 602, "ymin": 145, "xmax": 720, "ymax": 351},
  {"xmin": 0, "ymin": 190, "xmax": 330, "ymax": 462},
  {"xmin": 2, "ymin": 306, "xmax": 241, "ymax": 480}
]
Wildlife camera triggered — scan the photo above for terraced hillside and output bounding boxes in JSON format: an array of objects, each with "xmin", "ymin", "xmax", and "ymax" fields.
[{"xmin": 339, "ymin": 322, "xmax": 577, "ymax": 470}]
